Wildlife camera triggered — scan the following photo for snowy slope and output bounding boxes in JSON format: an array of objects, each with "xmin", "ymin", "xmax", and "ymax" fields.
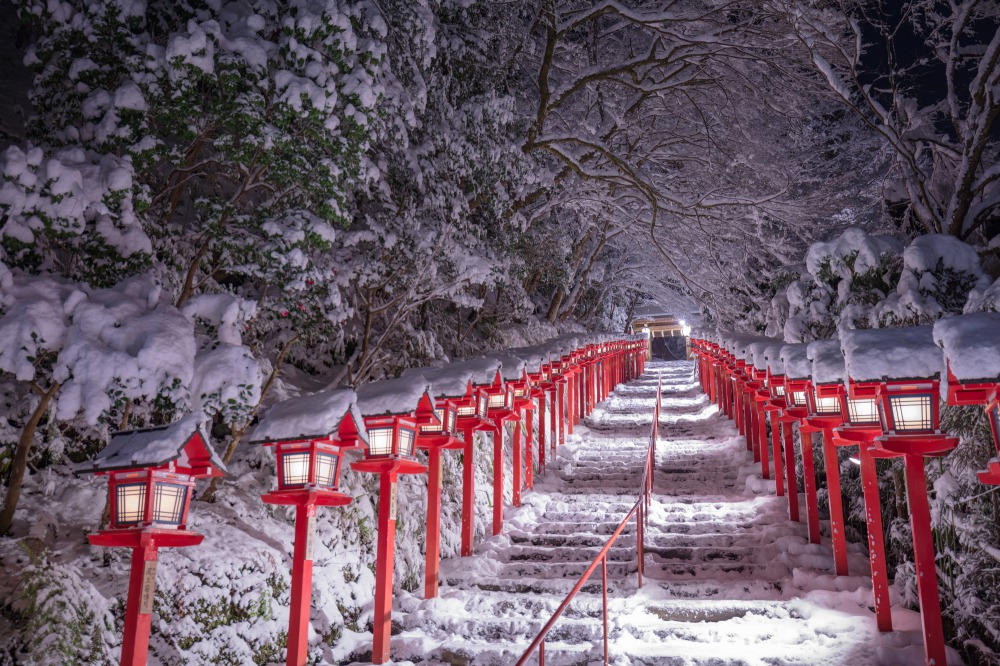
[{"xmin": 369, "ymin": 361, "xmax": 946, "ymax": 665}]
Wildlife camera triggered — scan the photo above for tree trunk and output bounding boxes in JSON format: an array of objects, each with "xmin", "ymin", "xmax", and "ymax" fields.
[
  {"xmin": 0, "ymin": 381, "xmax": 60, "ymax": 536},
  {"xmin": 893, "ymin": 464, "xmax": 908, "ymax": 521},
  {"xmin": 545, "ymin": 288, "xmax": 565, "ymax": 323}
]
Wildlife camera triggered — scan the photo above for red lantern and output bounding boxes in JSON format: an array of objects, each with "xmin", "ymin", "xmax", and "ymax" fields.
[
  {"xmin": 934, "ymin": 313, "xmax": 1000, "ymax": 485},
  {"xmin": 77, "ymin": 414, "xmax": 225, "ymax": 666},
  {"xmin": 351, "ymin": 377, "xmax": 432, "ymax": 665},
  {"xmin": 844, "ymin": 325, "xmax": 955, "ymax": 665},
  {"xmin": 252, "ymin": 389, "xmax": 366, "ymax": 666},
  {"xmin": 408, "ymin": 359, "xmax": 499, "ymax": 558}
]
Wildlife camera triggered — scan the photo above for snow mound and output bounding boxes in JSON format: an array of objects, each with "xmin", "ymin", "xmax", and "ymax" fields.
[
  {"xmin": 842, "ymin": 326, "xmax": 942, "ymax": 381},
  {"xmin": 807, "ymin": 339, "xmax": 845, "ymax": 385},
  {"xmin": 805, "ymin": 228, "xmax": 903, "ymax": 278},
  {"xmin": 780, "ymin": 343, "xmax": 811, "ymax": 380},
  {"xmin": 933, "ymin": 313, "xmax": 1000, "ymax": 383},
  {"xmin": 356, "ymin": 375, "xmax": 433, "ymax": 416}
]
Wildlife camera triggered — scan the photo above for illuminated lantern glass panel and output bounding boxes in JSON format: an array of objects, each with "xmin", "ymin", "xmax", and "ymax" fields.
[
  {"xmin": 457, "ymin": 405, "xmax": 476, "ymax": 417},
  {"xmin": 281, "ymin": 451, "xmax": 311, "ymax": 486},
  {"xmin": 398, "ymin": 428, "xmax": 415, "ymax": 457},
  {"xmin": 812, "ymin": 390, "xmax": 841, "ymax": 415},
  {"xmin": 152, "ymin": 483, "xmax": 188, "ymax": 525},
  {"xmin": 313, "ymin": 453, "xmax": 339, "ymax": 487},
  {"xmin": 478, "ymin": 395, "xmax": 488, "ymax": 417},
  {"xmin": 488, "ymin": 393, "xmax": 506, "ymax": 409},
  {"xmin": 888, "ymin": 394, "xmax": 933, "ymax": 432},
  {"xmin": 368, "ymin": 428, "xmax": 394, "ymax": 456},
  {"xmin": 791, "ymin": 391, "xmax": 807, "ymax": 407},
  {"xmin": 773, "ymin": 385, "xmax": 785, "ymax": 396},
  {"xmin": 847, "ymin": 398, "xmax": 880, "ymax": 424},
  {"xmin": 115, "ymin": 483, "xmax": 147, "ymax": 526}
]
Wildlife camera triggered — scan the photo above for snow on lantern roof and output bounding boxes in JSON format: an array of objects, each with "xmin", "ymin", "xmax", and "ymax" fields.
[
  {"xmin": 356, "ymin": 375, "xmax": 434, "ymax": 417},
  {"xmin": 505, "ymin": 346, "xmax": 550, "ymax": 374},
  {"xmin": 250, "ymin": 388, "xmax": 368, "ymax": 445},
  {"xmin": 77, "ymin": 412, "xmax": 225, "ymax": 476},
  {"xmin": 495, "ymin": 355, "xmax": 528, "ymax": 382},
  {"xmin": 722, "ymin": 334, "xmax": 773, "ymax": 359},
  {"xmin": 401, "ymin": 365, "xmax": 475, "ymax": 399},
  {"xmin": 763, "ymin": 343, "xmax": 785, "ymax": 375},
  {"xmin": 746, "ymin": 339, "xmax": 782, "ymax": 370},
  {"xmin": 444, "ymin": 357, "xmax": 504, "ymax": 386},
  {"xmin": 807, "ymin": 339, "xmax": 845, "ymax": 385},
  {"xmin": 841, "ymin": 326, "xmax": 942, "ymax": 382},
  {"xmin": 780, "ymin": 343, "xmax": 812, "ymax": 380},
  {"xmin": 933, "ymin": 312, "xmax": 1000, "ymax": 383}
]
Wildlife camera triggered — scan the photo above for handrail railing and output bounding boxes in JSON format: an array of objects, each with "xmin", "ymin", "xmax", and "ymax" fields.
[{"xmin": 515, "ymin": 376, "xmax": 661, "ymax": 666}]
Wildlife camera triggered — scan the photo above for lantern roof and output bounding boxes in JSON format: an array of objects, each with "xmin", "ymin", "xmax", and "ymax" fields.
[
  {"xmin": 807, "ymin": 338, "xmax": 845, "ymax": 385},
  {"xmin": 356, "ymin": 375, "xmax": 435, "ymax": 417},
  {"xmin": 77, "ymin": 413, "xmax": 225, "ymax": 476},
  {"xmin": 780, "ymin": 343, "xmax": 812, "ymax": 380},
  {"xmin": 933, "ymin": 312, "xmax": 1000, "ymax": 383},
  {"xmin": 250, "ymin": 388, "xmax": 368, "ymax": 445},
  {"xmin": 842, "ymin": 325, "xmax": 941, "ymax": 381}
]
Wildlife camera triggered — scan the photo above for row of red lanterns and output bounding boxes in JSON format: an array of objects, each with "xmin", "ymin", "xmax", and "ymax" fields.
[
  {"xmin": 76, "ymin": 336, "xmax": 649, "ymax": 665},
  {"xmin": 690, "ymin": 315, "xmax": 1000, "ymax": 666}
]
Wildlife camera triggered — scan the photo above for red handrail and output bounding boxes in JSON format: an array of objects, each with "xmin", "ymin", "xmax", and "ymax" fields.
[{"xmin": 515, "ymin": 377, "xmax": 661, "ymax": 666}]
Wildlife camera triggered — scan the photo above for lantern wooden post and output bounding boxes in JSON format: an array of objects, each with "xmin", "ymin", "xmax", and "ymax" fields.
[
  {"xmin": 373, "ymin": 467, "xmax": 399, "ymax": 663},
  {"xmin": 797, "ymin": 423, "xmax": 822, "ymax": 544},
  {"xmin": 821, "ymin": 426, "xmax": 849, "ymax": 575},
  {"xmin": 79, "ymin": 417, "xmax": 224, "ymax": 666},
  {"xmin": 512, "ymin": 419, "xmax": 523, "ymax": 507},
  {"xmin": 538, "ymin": 391, "xmax": 547, "ymax": 475},
  {"xmin": 461, "ymin": 425, "xmax": 475, "ymax": 556},
  {"xmin": 121, "ymin": 534, "xmax": 158, "ymax": 666},
  {"xmin": 905, "ymin": 452, "xmax": 946, "ymax": 665}
]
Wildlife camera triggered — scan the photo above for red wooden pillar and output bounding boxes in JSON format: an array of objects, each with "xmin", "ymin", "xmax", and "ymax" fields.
[
  {"xmin": 372, "ymin": 470, "xmax": 399, "ymax": 664},
  {"xmin": 735, "ymin": 386, "xmax": 744, "ymax": 434},
  {"xmin": 512, "ymin": 419, "xmax": 522, "ymax": 507},
  {"xmin": 748, "ymin": 399, "xmax": 760, "ymax": 459},
  {"xmin": 756, "ymin": 405, "xmax": 770, "ymax": 480},
  {"xmin": 782, "ymin": 421, "xmax": 799, "ymax": 522},
  {"xmin": 743, "ymin": 397, "xmax": 753, "ymax": 452},
  {"xmin": 556, "ymin": 383, "xmax": 565, "ymax": 445},
  {"xmin": 799, "ymin": 425, "xmax": 822, "ymax": 544},
  {"xmin": 492, "ymin": 424, "xmax": 504, "ymax": 536},
  {"xmin": 860, "ymin": 445, "xmax": 893, "ymax": 633},
  {"xmin": 425, "ymin": 448, "xmax": 443, "ymax": 599},
  {"xmin": 461, "ymin": 426, "xmax": 475, "ymax": 557},
  {"xmin": 566, "ymin": 376, "xmax": 575, "ymax": 435},
  {"xmin": 525, "ymin": 404, "xmax": 534, "ymax": 490},
  {"xmin": 287, "ymin": 502, "xmax": 318, "ymax": 664},
  {"xmin": 822, "ymin": 428, "xmax": 849, "ymax": 576},
  {"xmin": 904, "ymin": 453, "xmax": 947, "ymax": 665},
  {"xmin": 770, "ymin": 413, "xmax": 784, "ymax": 496},
  {"xmin": 538, "ymin": 392, "xmax": 547, "ymax": 476},
  {"xmin": 120, "ymin": 539, "xmax": 158, "ymax": 666}
]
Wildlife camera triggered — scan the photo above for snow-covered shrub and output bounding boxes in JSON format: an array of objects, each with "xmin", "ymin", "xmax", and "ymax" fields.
[{"xmin": 6, "ymin": 547, "xmax": 117, "ymax": 665}]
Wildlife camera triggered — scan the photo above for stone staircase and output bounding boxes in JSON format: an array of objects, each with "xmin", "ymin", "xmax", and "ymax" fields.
[{"xmin": 381, "ymin": 361, "xmax": 902, "ymax": 666}]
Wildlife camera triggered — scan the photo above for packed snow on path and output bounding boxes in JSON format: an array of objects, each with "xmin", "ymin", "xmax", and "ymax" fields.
[{"xmin": 347, "ymin": 361, "xmax": 954, "ymax": 665}]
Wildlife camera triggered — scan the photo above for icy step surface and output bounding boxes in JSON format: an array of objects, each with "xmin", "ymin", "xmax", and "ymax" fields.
[{"xmin": 345, "ymin": 360, "xmax": 937, "ymax": 666}]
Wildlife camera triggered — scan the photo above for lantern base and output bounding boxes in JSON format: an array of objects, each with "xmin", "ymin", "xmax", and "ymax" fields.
[
  {"xmin": 977, "ymin": 459, "xmax": 1000, "ymax": 485},
  {"xmin": 88, "ymin": 527, "xmax": 203, "ymax": 549},
  {"xmin": 875, "ymin": 434, "xmax": 958, "ymax": 457},
  {"xmin": 261, "ymin": 488, "xmax": 352, "ymax": 507},
  {"xmin": 416, "ymin": 435, "xmax": 464, "ymax": 451},
  {"xmin": 455, "ymin": 417, "xmax": 494, "ymax": 434},
  {"xmin": 350, "ymin": 457, "xmax": 427, "ymax": 475},
  {"xmin": 831, "ymin": 426, "xmax": 882, "ymax": 446},
  {"xmin": 803, "ymin": 415, "xmax": 842, "ymax": 431}
]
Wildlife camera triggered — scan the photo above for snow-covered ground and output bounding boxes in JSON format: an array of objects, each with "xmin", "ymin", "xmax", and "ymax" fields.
[{"xmin": 368, "ymin": 360, "xmax": 950, "ymax": 665}]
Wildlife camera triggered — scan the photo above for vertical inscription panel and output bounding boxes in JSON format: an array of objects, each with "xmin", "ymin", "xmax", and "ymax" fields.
[
  {"xmin": 139, "ymin": 560, "xmax": 157, "ymax": 615},
  {"xmin": 388, "ymin": 482, "xmax": 398, "ymax": 521},
  {"xmin": 305, "ymin": 514, "xmax": 316, "ymax": 561}
]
